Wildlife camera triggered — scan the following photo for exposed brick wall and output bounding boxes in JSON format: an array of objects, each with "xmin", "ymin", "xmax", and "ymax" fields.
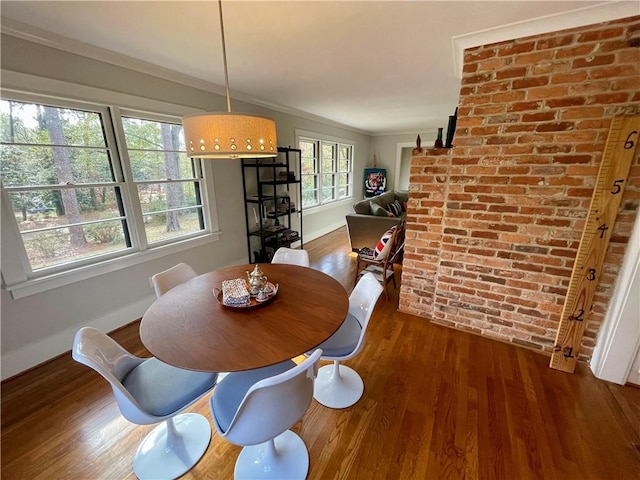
[{"xmin": 399, "ymin": 16, "xmax": 640, "ymax": 361}]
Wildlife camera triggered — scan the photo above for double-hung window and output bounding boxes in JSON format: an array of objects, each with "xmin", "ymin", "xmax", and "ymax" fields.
[
  {"xmin": 0, "ymin": 94, "xmax": 211, "ymax": 290},
  {"xmin": 299, "ymin": 135, "xmax": 352, "ymax": 209},
  {"xmin": 119, "ymin": 112, "xmax": 205, "ymax": 246}
]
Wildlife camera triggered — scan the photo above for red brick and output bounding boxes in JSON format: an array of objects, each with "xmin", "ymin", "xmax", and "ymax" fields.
[
  {"xmin": 547, "ymin": 176, "xmax": 584, "ymax": 187},
  {"xmin": 589, "ymin": 64, "xmax": 638, "ymax": 79},
  {"xmin": 536, "ymin": 218, "xmax": 572, "ymax": 227},
  {"xmin": 560, "ymin": 107, "xmax": 606, "ymax": 119},
  {"xmin": 536, "ymin": 122, "xmax": 575, "ymax": 132},
  {"xmin": 509, "ymin": 176, "xmax": 544, "ymax": 185},
  {"xmin": 502, "ymin": 124, "xmax": 537, "ymax": 134},
  {"xmin": 478, "ymin": 57, "xmax": 512, "ymax": 71},
  {"xmin": 522, "ymin": 112, "xmax": 557, "ymax": 122},
  {"xmin": 550, "ymin": 71, "xmax": 589, "ymax": 84},
  {"xmin": 462, "ymin": 72, "xmax": 494, "ymax": 85},
  {"xmin": 554, "ymin": 131, "xmax": 599, "ymax": 143},
  {"xmin": 514, "ymin": 51, "xmax": 555, "ymax": 65},
  {"xmin": 477, "ymin": 195, "xmax": 506, "ymax": 204},
  {"xmin": 477, "ymin": 81, "xmax": 510, "ymax": 94},
  {"xmin": 473, "ymin": 105, "xmax": 506, "ymax": 116},
  {"xmin": 575, "ymin": 119, "xmax": 611, "ymax": 129},
  {"xmin": 577, "ymin": 27, "xmax": 625, "ymax": 42},
  {"xmin": 536, "ymin": 35, "xmax": 576, "ymax": 50},
  {"xmin": 536, "ymin": 144, "xmax": 572, "ymax": 154},
  {"xmin": 619, "ymin": 50, "xmax": 640, "ymax": 63},
  {"xmin": 463, "ymin": 62, "xmax": 479, "ymax": 74},
  {"xmin": 545, "ymin": 97, "xmax": 586, "ymax": 108},
  {"xmin": 589, "ymin": 92, "xmax": 631, "ymax": 104},
  {"xmin": 526, "ymin": 86, "xmax": 569, "ymax": 100},
  {"xmin": 508, "ymin": 101, "xmax": 544, "ymax": 112},
  {"xmin": 497, "ymin": 166, "xmax": 530, "ymax": 175},
  {"xmin": 464, "ymin": 48, "xmax": 497, "ymax": 62},
  {"xmin": 572, "ymin": 54, "xmax": 616, "ymax": 69},
  {"xmin": 486, "ymin": 136, "xmax": 517, "ymax": 145},
  {"xmin": 566, "ymin": 188, "xmax": 595, "ymax": 198},
  {"xmin": 512, "ymin": 77, "xmax": 549, "ymax": 90},
  {"xmin": 530, "ymin": 62, "xmax": 572, "ymax": 76},
  {"xmin": 464, "ymin": 186, "xmax": 493, "ymax": 194},
  {"xmin": 612, "ymin": 76, "xmax": 640, "ymax": 91},
  {"xmin": 497, "ymin": 41, "xmax": 535, "ymax": 56},
  {"xmin": 470, "ymin": 126, "xmax": 500, "ymax": 136},
  {"xmin": 491, "ymin": 91, "xmax": 526, "ymax": 103},
  {"xmin": 554, "ymin": 44, "xmax": 597, "ymax": 58},
  {"xmin": 495, "ymin": 67, "xmax": 528, "ymax": 79}
]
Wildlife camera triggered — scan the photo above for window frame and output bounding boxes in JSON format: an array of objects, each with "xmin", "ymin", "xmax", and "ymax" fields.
[
  {"xmin": 1, "ymin": 91, "xmax": 219, "ymax": 299},
  {"xmin": 297, "ymin": 130, "xmax": 353, "ymax": 210}
]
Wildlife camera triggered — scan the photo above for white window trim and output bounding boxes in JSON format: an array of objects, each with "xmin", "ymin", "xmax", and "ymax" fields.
[
  {"xmin": 0, "ymin": 73, "xmax": 221, "ymax": 298},
  {"xmin": 295, "ymin": 128, "xmax": 354, "ymax": 210}
]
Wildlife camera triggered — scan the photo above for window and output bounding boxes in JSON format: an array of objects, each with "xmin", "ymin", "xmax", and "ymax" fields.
[
  {"xmin": 0, "ymin": 96, "xmax": 210, "ymax": 281},
  {"xmin": 121, "ymin": 115, "xmax": 204, "ymax": 245},
  {"xmin": 299, "ymin": 136, "xmax": 352, "ymax": 208}
]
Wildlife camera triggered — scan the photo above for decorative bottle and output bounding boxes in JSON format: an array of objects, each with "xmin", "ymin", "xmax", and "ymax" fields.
[{"xmin": 434, "ymin": 128, "xmax": 444, "ymax": 148}]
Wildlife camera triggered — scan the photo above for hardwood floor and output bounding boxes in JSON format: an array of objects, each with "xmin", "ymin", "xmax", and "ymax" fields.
[{"xmin": 2, "ymin": 226, "xmax": 639, "ymax": 479}]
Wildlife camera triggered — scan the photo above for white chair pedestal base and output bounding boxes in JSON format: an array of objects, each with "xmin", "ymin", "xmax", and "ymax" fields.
[
  {"xmin": 313, "ymin": 362, "xmax": 364, "ymax": 409},
  {"xmin": 134, "ymin": 413, "xmax": 211, "ymax": 480},
  {"xmin": 234, "ymin": 430, "xmax": 309, "ymax": 480}
]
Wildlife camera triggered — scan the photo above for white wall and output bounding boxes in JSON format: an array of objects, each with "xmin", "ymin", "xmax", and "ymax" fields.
[{"xmin": 0, "ymin": 34, "xmax": 372, "ymax": 379}]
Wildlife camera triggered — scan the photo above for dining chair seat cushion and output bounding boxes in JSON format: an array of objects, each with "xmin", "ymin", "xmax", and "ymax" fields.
[
  {"xmin": 123, "ymin": 357, "xmax": 218, "ymax": 417},
  {"xmin": 316, "ymin": 313, "xmax": 362, "ymax": 357},
  {"xmin": 211, "ymin": 360, "xmax": 296, "ymax": 432}
]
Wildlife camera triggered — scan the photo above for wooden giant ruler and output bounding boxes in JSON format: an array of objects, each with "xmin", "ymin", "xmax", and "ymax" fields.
[{"xmin": 550, "ymin": 115, "xmax": 640, "ymax": 373}]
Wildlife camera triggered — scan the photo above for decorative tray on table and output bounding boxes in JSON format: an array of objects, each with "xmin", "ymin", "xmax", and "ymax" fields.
[{"xmin": 214, "ymin": 280, "xmax": 279, "ymax": 309}]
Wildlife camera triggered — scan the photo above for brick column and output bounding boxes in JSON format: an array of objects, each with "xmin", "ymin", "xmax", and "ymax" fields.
[{"xmin": 399, "ymin": 15, "xmax": 640, "ymax": 361}]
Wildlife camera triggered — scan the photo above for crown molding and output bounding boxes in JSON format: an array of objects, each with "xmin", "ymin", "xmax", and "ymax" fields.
[
  {"xmin": 0, "ymin": 17, "xmax": 371, "ymax": 136},
  {"xmin": 1, "ymin": 18, "xmax": 229, "ymax": 95},
  {"xmin": 451, "ymin": 1, "xmax": 640, "ymax": 79}
]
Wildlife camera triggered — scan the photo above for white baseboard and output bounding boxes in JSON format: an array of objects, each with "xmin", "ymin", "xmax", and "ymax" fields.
[
  {"xmin": 304, "ymin": 220, "xmax": 347, "ymax": 243},
  {"xmin": 1, "ymin": 296, "xmax": 154, "ymax": 381}
]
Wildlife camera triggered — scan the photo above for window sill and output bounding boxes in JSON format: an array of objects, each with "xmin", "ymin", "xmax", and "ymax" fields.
[
  {"xmin": 302, "ymin": 198, "xmax": 353, "ymax": 216},
  {"xmin": 4, "ymin": 231, "xmax": 221, "ymax": 299}
]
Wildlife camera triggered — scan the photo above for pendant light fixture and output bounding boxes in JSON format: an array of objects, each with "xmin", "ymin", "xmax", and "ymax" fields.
[{"xmin": 182, "ymin": 0, "xmax": 278, "ymax": 158}]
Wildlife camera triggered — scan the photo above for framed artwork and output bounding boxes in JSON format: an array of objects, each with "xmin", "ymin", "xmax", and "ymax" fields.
[{"xmin": 364, "ymin": 168, "xmax": 387, "ymax": 197}]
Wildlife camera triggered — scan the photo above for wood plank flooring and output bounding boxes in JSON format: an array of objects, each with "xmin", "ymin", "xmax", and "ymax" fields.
[{"xmin": 2, "ymin": 227, "xmax": 639, "ymax": 479}]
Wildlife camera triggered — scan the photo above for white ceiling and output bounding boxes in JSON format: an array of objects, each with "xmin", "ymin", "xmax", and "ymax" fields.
[{"xmin": 1, "ymin": 1, "xmax": 637, "ymax": 135}]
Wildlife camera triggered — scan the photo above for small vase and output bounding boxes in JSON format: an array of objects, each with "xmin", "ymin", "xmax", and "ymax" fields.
[{"xmin": 434, "ymin": 128, "xmax": 444, "ymax": 148}]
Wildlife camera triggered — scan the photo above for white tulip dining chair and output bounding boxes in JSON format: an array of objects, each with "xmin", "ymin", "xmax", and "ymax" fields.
[
  {"xmin": 271, "ymin": 247, "xmax": 310, "ymax": 267},
  {"xmin": 72, "ymin": 327, "xmax": 218, "ymax": 480},
  {"xmin": 209, "ymin": 349, "xmax": 322, "ymax": 479},
  {"xmin": 311, "ymin": 272, "xmax": 383, "ymax": 409},
  {"xmin": 151, "ymin": 262, "xmax": 198, "ymax": 298}
]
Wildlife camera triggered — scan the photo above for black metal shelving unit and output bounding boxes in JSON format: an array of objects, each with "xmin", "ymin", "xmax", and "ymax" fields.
[{"xmin": 241, "ymin": 147, "xmax": 303, "ymax": 263}]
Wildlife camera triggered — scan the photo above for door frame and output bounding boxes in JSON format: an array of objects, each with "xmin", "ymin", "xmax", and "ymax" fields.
[
  {"xmin": 590, "ymin": 208, "xmax": 640, "ymax": 384},
  {"xmin": 394, "ymin": 142, "xmax": 414, "ymax": 192}
]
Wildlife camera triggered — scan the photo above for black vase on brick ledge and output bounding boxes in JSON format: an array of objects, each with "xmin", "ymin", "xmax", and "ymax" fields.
[
  {"xmin": 434, "ymin": 128, "xmax": 444, "ymax": 148},
  {"xmin": 445, "ymin": 107, "xmax": 458, "ymax": 148}
]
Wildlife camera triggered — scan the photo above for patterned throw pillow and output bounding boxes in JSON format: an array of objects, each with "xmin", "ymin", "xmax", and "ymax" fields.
[
  {"xmin": 371, "ymin": 202, "xmax": 393, "ymax": 217},
  {"xmin": 374, "ymin": 226, "xmax": 396, "ymax": 260},
  {"xmin": 387, "ymin": 200, "xmax": 402, "ymax": 216}
]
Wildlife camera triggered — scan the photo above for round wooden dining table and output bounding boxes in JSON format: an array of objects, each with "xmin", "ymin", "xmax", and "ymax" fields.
[{"xmin": 140, "ymin": 264, "xmax": 349, "ymax": 372}]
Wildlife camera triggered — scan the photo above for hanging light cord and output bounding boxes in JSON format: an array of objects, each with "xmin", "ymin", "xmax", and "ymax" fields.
[{"xmin": 218, "ymin": 0, "xmax": 232, "ymax": 113}]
